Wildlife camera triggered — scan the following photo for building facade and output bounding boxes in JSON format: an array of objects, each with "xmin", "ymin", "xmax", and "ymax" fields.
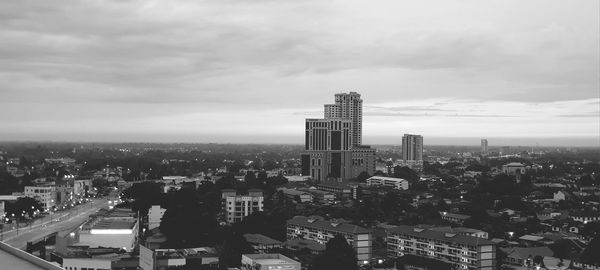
[
  {"xmin": 286, "ymin": 216, "xmax": 372, "ymax": 262},
  {"xmin": 402, "ymin": 134, "xmax": 423, "ymax": 162},
  {"xmin": 387, "ymin": 226, "xmax": 496, "ymax": 270},
  {"xmin": 366, "ymin": 176, "xmax": 409, "ymax": 190},
  {"xmin": 302, "ymin": 92, "xmax": 375, "ymax": 182},
  {"xmin": 241, "ymin": 254, "xmax": 300, "ymax": 270},
  {"xmin": 24, "ymin": 186, "xmax": 56, "ymax": 211},
  {"xmin": 481, "ymin": 139, "xmax": 488, "ymax": 154},
  {"xmin": 222, "ymin": 189, "xmax": 264, "ymax": 224}
]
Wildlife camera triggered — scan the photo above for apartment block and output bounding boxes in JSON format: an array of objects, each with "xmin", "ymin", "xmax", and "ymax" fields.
[
  {"xmin": 286, "ymin": 216, "xmax": 372, "ymax": 262},
  {"xmin": 222, "ymin": 189, "xmax": 264, "ymax": 224},
  {"xmin": 387, "ymin": 226, "xmax": 496, "ymax": 270}
]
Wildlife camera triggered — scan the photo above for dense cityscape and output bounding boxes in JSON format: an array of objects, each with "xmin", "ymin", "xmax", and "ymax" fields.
[{"xmin": 0, "ymin": 92, "xmax": 598, "ymax": 270}]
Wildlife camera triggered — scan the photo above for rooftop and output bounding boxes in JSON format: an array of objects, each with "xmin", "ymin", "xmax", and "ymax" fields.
[
  {"xmin": 244, "ymin": 233, "xmax": 282, "ymax": 246},
  {"xmin": 288, "ymin": 216, "xmax": 371, "ymax": 234},
  {"xmin": 243, "ymin": 253, "xmax": 299, "ymax": 265},
  {"xmin": 387, "ymin": 226, "xmax": 495, "ymax": 246},
  {"xmin": 0, "ymin": 242, "xmax": 63, "ymax": 270}
]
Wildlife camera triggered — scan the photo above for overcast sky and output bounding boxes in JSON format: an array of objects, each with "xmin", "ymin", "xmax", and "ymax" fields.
[{"xmin": 0, "ymin": 0, "xmax": 598, "ymax": 146}]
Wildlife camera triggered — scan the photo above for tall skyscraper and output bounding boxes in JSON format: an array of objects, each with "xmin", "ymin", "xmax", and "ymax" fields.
[
  {"xmin": 481, "ymin": 139, "xmax": 488, "ymax": 154},
  {"xmin": 324, "ymin": 92, "xmax": 363, "ymax": 146},
  {"xmin": 302, "ymin": 92, "xmax": 374, "ymax": 182},
  {"xmin": 402, "ymin": 134, "xmax": 423, "ymax": 161}
]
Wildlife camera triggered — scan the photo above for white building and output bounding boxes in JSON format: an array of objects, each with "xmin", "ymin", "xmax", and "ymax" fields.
[
  {"xmin": 241, "ymin": 253, "xmax": 300, "ymax": 270},
  {"xmin": 24, "ymin": 186, "xmax": 55, "ymax": 211},
  {"xmin": 222, "ymin": 189, "xmax": 264, "ymax": 224},
  {"xmin": 148, "ymin": 205, "xmax": 166, "ymax": 230},
  {"xmin": 366, "ymin": 176, "xmax": 409, "ymax": 190},
  {"xmin": 502, "ymin": 162, "xmax": 526, "ymax": 175}
]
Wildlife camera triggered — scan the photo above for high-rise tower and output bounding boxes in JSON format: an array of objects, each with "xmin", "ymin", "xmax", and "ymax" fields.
[
  {"xmin": 324, "ymin": 92, "xmax": 363, "ymax": 146},
  {"xmin": 481, "ymin": 139, "xmax": 488, "ymax": 154},
  {"xmin": 402, "ymin": 134, "xmax": 423, "ymax": 161},
  {"xmin": 303, "ymin": 92, "xmax": 374, "ymax": 182}
]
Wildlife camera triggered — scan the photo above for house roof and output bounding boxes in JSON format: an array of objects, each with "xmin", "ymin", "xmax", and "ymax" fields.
[
  {"xmin": 243, "ymin": 234, "xmax": 282, "ymax": 246},
  {"xmin": 500, "ymin": 247, "xmax": 554, "ymax": 260},
  {"xmin": 287, "ymin": 216, "xmax": 371, "ymax": 234},
  {"xmin": 387, "ymin": 226, "xmax": 495, "ymax": 246}
]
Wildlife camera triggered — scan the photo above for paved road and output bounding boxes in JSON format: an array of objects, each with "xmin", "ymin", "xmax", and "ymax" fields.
[{"xmin": 0, "ymin": 199, "xmax": 109, "ymax": 249}]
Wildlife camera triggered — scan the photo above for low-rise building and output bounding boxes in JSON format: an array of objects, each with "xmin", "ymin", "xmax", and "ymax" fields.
[
  {"xmin": 139, "ymin": 245, "xmax": 219, "ymax": 270},
  {"xmin": 366, "ymin": 176, "xmax": 409, "ymax": 190},
  {"xmin": 243, "ymin": 233, "xmax": 282, "ymax": 253},
  {"xmin": 24, "ymin": 186, "xmax": 56, "ymax": 211},
  {"xmin": 502, "ymin": 162, "xmax": 526, "ymax": 175},
  {"xmin": 286, "ymin": 215, "xmax": 372, "ymax": 262},
  {"xmin": 278, "ymin": 188, "xmax": 313, "ymax": 203},
  {"xmin": 148, "ymin": 205, "xmax": 166, "ymax": 230},
  {"xmin": 241, "ymin": 253, "xmax": 300, "ymax": 270},
  {"xmin": 440, "ymin": 212, "xmax": 471, "ymax": 225},
  {"xmin": 387, "ymin": 226, "xmax": 497, "ymax": 270}
]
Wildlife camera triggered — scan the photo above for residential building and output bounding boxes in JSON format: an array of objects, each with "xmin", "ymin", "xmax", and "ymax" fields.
[
  {"xmin": 222, "ymin": 189, "xmax": 264, "ymax": 224},
  {"xmin": 243, "ymin": 233, "xmax": 283, "ymax": 253},
  {"xmin": 286, "ymin": 215, "xmax": 372, "ymax": 262},
  {"xmin": 299, "ymin": 189, "xmax": 335, "ymax": 204},
  {"xmin": 481, "ymin": 139, "xmax": 488, "ymax": 154},
  {"xmin": 325, "ymin": 91, "xmax": 363, "ymax": 146},
  {"xmin": 241, "ymin": 253, "xmax": 301, "ymax": 270},
  {"xmin": 387, "ymin": 225, "xmax": 496, "ymax": 270},
  {"xmin": 366, "ymin": 176, "xmax": 409, "ymax": 190},
  {"xmin": 24, "ymin": 186, "xmax": 56, "ymax": 211},
  {"xmin": 402, "ymin": 134, "xmax": 423, "ymax": 162},
  {"xmin": 440, "ymin": 212, "xmax": 471, "ymax": 225},
  {"xmin": 148, "ymin": 205, "xmax": 166, "ymax": 230},
  {"xmin": 500, "ymin": 246, "xmax": 553, "ymax": 267}
]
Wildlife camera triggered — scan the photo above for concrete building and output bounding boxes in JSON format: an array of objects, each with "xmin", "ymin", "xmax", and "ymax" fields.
[
  {"xmin": 148, "ymin": 205, "xmax": 166, "ymax": 230},
  {"xmin": 481, "ymin": 139, "xmax": 488, "ymax": 154},
  {"xmin": 299, "ymin": 188, "xmax": 335, "ymax": 204},
  {"xmin": 139, "ymin": 245, "xmax": 219, "ymax": 270},
  {"xmin": 366, "ymin": 176, "xmax": 409, "ymax": 190},
  {"xmin": 502, "ymin": 162, "xmax": 526, "ymax": 175},
  {"xmin": 325, "ymin": 91, "xmax": 363, "ymax": 146},
  {"xmin": 402, "ymin": 134, "xmax": 423, "ymax": 162},
  {"xmin": 76, "ymin": 208, "xmax": 139, "ymax": 251},
  {"xmin": 301, "ymin": 92, "xmax": 375, "ymax": 182},
  {"xmin": 278, "ymin": 188, "xmax": 313, "ymax": 203},
  {"xmin": 241, "ymin": 253, "xmax": 301, "ymax": 270},
  {"xmin": 440, "ymin": 212, "xmax": 471, "ymax": 225},
  {"xmin": 24, "ymin": 186, "xmax": 56, "ymax": 211},
  {"xmin": 0, "ymin": 241, "xmax": 63, "ymax": 270},
  {"xmin": 387, "ymin": 226, "xmax": 496, "ymax": 270},
  {"xmin": 222, "ymin": 189, "xmax": 264, "ymax": 224},
  {"xmin": 243, "ymin": 233, "xmax": 283, "ymax": 253},
  {"xmin": 286, "ymin": 215, "xmax": 372, "ymax": 262}
]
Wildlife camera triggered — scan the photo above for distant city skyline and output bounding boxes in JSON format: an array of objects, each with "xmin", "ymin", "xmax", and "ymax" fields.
[{"xmin": 0, "ymin": 1, "xmax": 598, "ymax": 146}]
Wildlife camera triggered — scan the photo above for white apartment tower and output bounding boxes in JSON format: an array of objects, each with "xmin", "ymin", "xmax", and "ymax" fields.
[{"xmin": 402, "ymin": 134, "xmax": 423, "ymax": 161}]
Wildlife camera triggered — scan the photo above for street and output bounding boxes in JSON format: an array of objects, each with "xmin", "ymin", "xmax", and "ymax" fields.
[{"xmin": 0, "ymin": 198, "xmax": 109, "ymax": 249}]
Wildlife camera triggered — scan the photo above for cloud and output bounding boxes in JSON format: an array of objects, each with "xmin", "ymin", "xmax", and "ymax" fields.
[{"xmin": 0, "ymin": 0, "xmax": 598, "ymax": 143}]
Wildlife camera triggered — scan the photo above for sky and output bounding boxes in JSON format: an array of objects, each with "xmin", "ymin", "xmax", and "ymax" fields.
[{"xmin": 0, "ymin": 0, "xmax": 598, "ymax": 146}]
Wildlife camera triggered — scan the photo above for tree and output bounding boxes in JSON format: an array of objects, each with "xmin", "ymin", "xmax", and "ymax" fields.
[
  {"xmin": 219, "ymin": 233, "xmax": 254, "ymax": 268},
  {"xmin": 580, "ymin": 236, "xmax": 600, "ymax": 266},
  {"xmin": 121, "ymin": 181, "xmax": 164, "ymax": 216},
  {"xmin": 6, "ymin": 197, "xmax": 44, "ymax": 218},
  {"xmin": 354, "ymin": 171, "xmax": 370, "ymax": 183},
  {"xmin": 312, "ymin": 235, "xmax": 358, "ymax": 270},
  {"xmin": 393, "ymin": 166, "xmax": 419, "ymax": 181}
]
